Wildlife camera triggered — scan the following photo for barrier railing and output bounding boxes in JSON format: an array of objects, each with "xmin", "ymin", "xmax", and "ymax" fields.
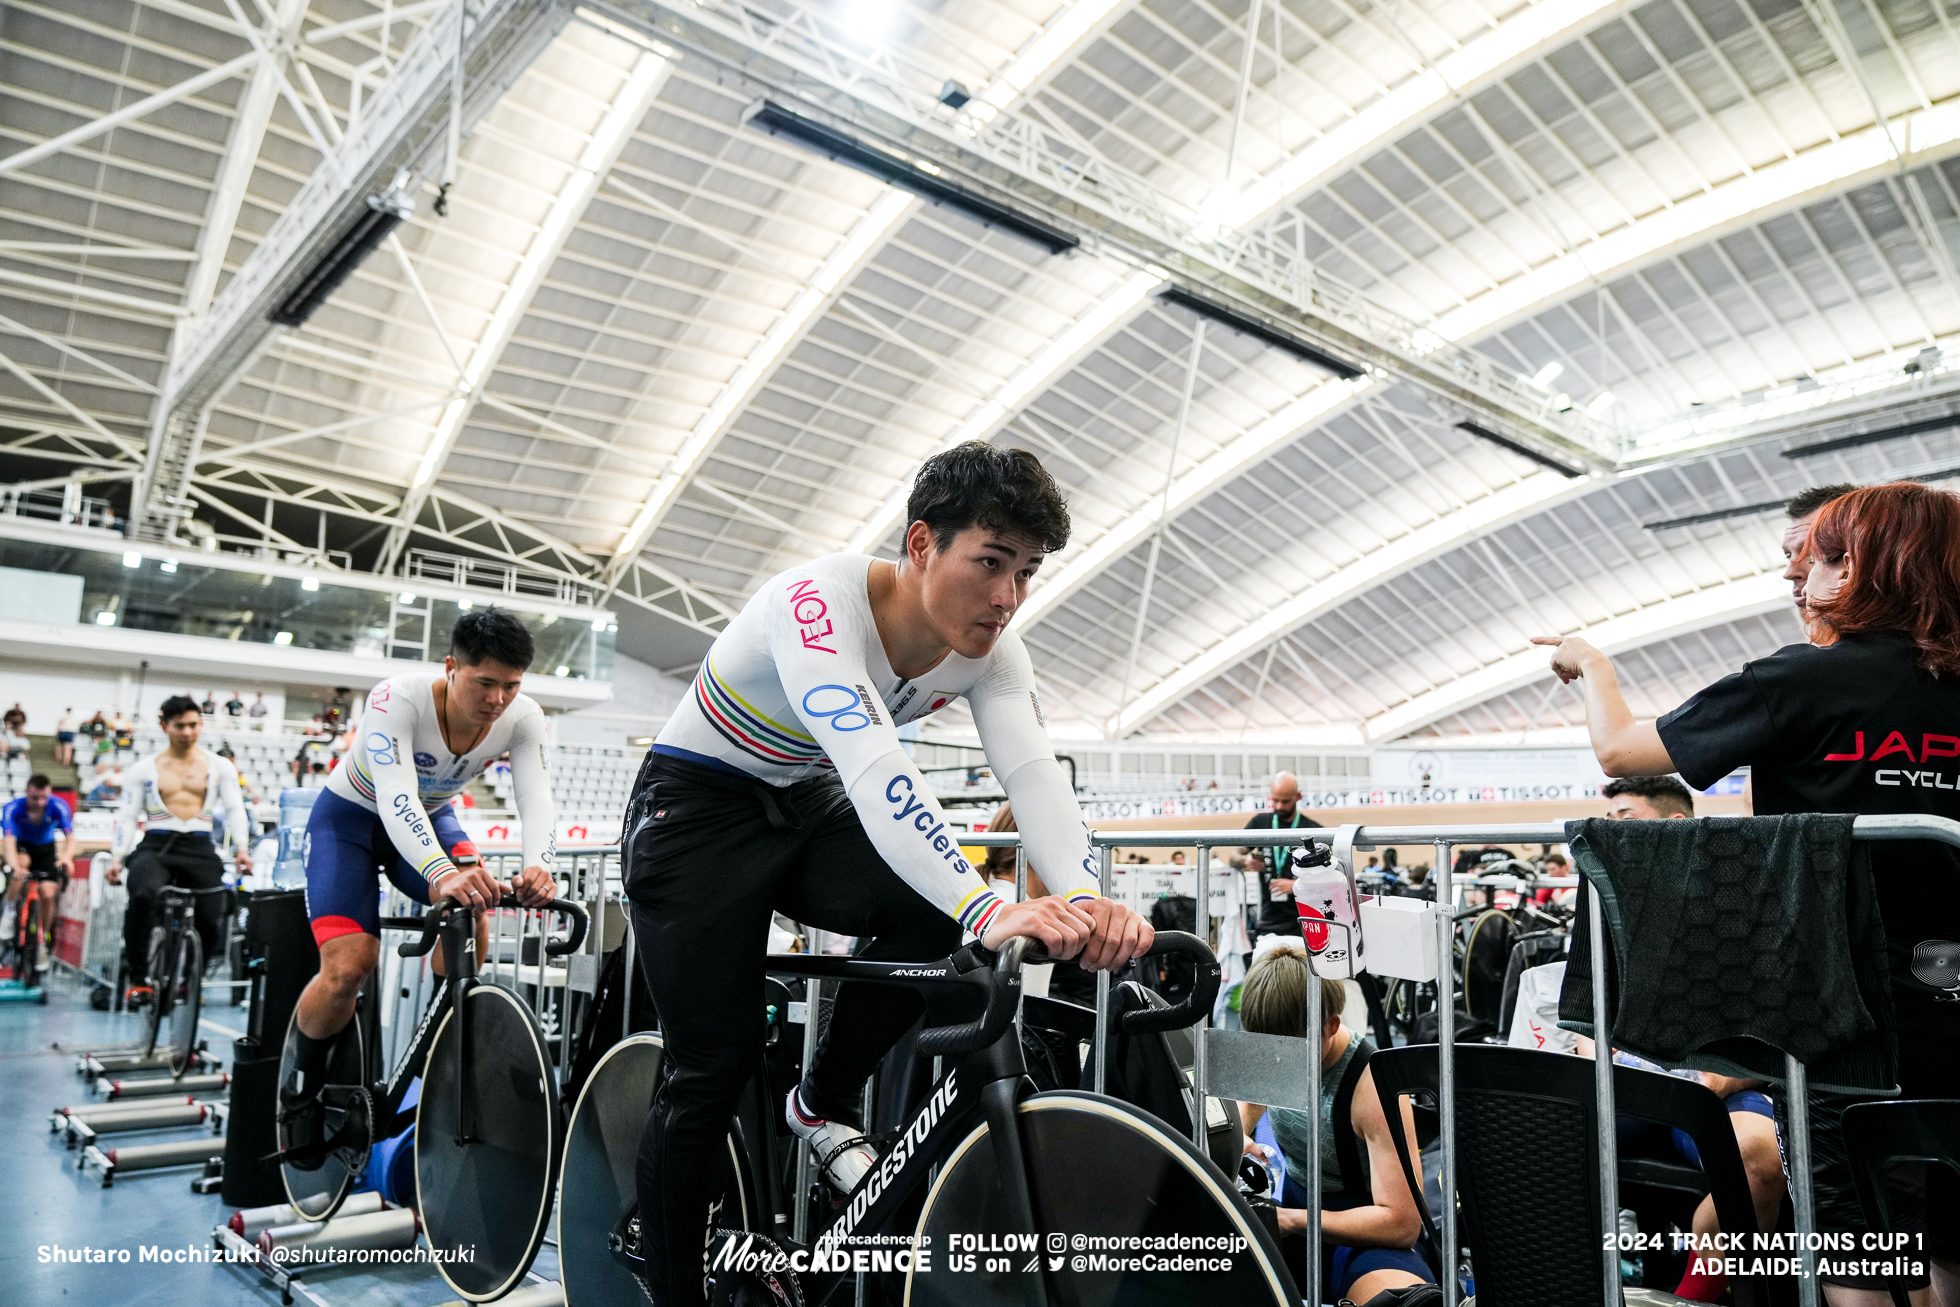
[{"xmin": 960, "ymin": 815, "xmax": 1958, "ymax": 1307}]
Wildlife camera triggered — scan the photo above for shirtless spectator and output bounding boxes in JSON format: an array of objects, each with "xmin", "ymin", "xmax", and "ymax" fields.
[
  {"xmin": 1594, "ymin": 774, "xmax": 1786, "ymax": 1302},
  {"xmin": 105, "ymin": 695, "xmax": 250, "ymax": 1006}
]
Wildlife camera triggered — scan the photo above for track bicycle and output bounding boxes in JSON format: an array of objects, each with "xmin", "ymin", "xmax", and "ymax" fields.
[
  {"xmin": 141, "ymin": 884, "xmax": 234, "ymax": 1073},
  {"xmin": 274, "ymin": 892, "xmax": 588, "ymax": 1302},
  {"xmin": 584, "ymin": 931, "xmax": 1298, "ymax": 1307},
  {"xmin": 0, "ymin": 870, "xmax": 50, "ymax": 1000}
]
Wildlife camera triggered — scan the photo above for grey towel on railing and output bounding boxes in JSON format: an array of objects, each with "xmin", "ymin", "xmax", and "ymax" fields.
[{"xmin": 1557, "ymin": 814, "xmax": 1898, "ymax": 1094}]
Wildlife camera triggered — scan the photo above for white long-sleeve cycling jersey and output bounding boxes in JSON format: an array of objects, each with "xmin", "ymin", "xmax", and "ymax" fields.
[
  {"xmin": 654, "ymin": 551, "xmax": 1099, "ymax": 935},
  {"xmin": 325, "ymin": 672, "xmax": 555, "ymax": 886},
  {"xmin": 114, "ymin": 748, "xmax": 249, "ymax": 856}
]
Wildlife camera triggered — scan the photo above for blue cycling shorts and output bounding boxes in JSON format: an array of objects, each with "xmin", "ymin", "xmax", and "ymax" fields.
[
  {"xmin": 1328, "ymin": 1244, "xmax": 1435, "ymax": 1300},
  {"xmin": 304, "ymin": 789, "xmax": 472, "ymax": 946}
]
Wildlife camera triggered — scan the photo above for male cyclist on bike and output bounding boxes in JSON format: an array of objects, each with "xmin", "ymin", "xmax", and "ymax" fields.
[
  {"xmin": 108, "ymin": 696, "xmax": 251, "ymax": 1004},
  {"xmin": 4, "ymin": 774, "xmax": 76, "ymax": 970},
  {"xmin": 280, "ymin": 607, "xmax": 558, "ymax": 1166},
  {"xmin": 625, "ymin": 442, "xmax": 1156, "ymax": 1306}
]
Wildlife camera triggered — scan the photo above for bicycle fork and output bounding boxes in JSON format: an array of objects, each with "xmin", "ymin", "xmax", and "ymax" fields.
[{"xmin": 978, "ymin": 1077, "xmax": 1050, "ymax": 1307}]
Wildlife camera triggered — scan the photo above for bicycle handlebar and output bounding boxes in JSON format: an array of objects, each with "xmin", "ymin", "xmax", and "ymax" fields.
[
  {"xmin": 916, "ymin": 937, "xmax": 1030, "ymax": 1058},
  {"xmin": 1119, "ymin": 931, "xmax": 1220, "ymax": 1036},
  {"xmin": 912, "ymin": 930, "xmax": 1221, "ymax": 1056},
  {"xmin": 395, "ymin": 894, "xmax": 590, "ymax": 959}
]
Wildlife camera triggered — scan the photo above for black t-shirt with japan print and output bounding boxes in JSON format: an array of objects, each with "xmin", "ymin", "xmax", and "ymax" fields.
[{"xmin": 1657, "ymin": 630, "xmax": 1960, "ymax": 1021}]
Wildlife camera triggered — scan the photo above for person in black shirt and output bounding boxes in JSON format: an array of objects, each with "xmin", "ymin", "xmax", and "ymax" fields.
[
  {"xmin": 1536, "ymin": 482, "xmax": 1959, "ymax": 1306},
  {"xmin": 1237, "ymin": 771, "xmax": 1323, "ymax": 941}
]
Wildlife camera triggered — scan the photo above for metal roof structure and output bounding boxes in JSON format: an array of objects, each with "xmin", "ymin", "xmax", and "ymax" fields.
[{"xmin": 5, "ymin": 0, "xmax": 1960, "ymax": 745}]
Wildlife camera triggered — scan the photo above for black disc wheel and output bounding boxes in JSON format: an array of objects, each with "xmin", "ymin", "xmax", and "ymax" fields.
[
  {"xmin": 560, "ymin": 1034, "xmax": 662, "ymax": 1307},
  {"xmin": 278, "ymin": 1003, "xmax": 370, "ymax": 1221},
  {"xmin": 1461, "ymin": 909, "xmax": 1516, "ymax": 1022},
  {"xmin": 167, "ymin": 929, "xmax": 203, "ymax": 1077},
  {"xmin": 140, "ymin": 925, "xmax": 170, "ymax": 1057},
  {"xmin": 906, "ymin": 1092, "xmax": 1296, "ymax": 1307},
  {"xmin": 418, "ymin": 983, "xmax": 559, "ymax": 1302}
]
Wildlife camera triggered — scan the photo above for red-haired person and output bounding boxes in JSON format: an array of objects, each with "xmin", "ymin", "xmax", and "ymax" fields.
[{"xmin": 1535, "ymin": 481, "xmax": 1959, "ymax": 1307}]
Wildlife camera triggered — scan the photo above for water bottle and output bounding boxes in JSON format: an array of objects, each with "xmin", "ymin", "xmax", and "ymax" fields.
[
  {"xmin": 274, "ymin": 788, "xmax": 319, "ymax": 889},
  {"xmin": 1292, "ymin": 847, "xmax": 1362, "ymax": 978}
]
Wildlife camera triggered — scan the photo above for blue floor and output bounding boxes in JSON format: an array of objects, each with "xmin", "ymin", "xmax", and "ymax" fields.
[{"xmin": 0, "ymin": 967, "xmax": 559, "ymax": 1307}]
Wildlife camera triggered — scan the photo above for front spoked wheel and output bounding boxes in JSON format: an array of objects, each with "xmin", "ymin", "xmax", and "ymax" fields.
[
  {"xmin": 907, "ymin": 1092, "xmax": 1297, "ymax": 1307},
  {"xmin": 418, "ymin": 984, "xmax": 558, "ymax": 1302},
  {"xmin": 167, "ymin": 930, "xmax": 203, "ymax": 1076}
]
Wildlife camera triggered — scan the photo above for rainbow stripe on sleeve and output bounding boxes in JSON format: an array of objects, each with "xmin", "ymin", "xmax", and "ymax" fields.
[{"xmin": 954, "ymin": 886, "xmax": 1004, "ymax": 938}]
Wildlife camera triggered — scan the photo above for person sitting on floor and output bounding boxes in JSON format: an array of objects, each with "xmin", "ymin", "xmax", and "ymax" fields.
[{"xmin": 1237, "ymin": 942, "xmax": 1435, "ymax": 1305}]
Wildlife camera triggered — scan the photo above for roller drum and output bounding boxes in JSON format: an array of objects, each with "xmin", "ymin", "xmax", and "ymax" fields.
[
  {"xmin": 84, "ymin": 1104, "xmax": 211, "ymax": 1134},
  {"xmin": 257, "ymin": 1207, "xmax": 421, "ymax": 1257},
  {"xmin": 109, "ymin": 1073, "xmax": 229, "ymax": 1099},
  {"xmin": 61, "ymin": 1096, "xmax": 196, "ymax": 1120},
  {"xmin": 104, "ymin": 1138, "xmax": 226, "ymax": 1173},
  {"xmin": 229, "ymin": 1192, "xmax": 387, "ymax": 1241}
]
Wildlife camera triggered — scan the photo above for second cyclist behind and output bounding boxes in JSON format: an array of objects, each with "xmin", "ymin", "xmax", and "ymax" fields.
[
  {"xmin": 279, "ymin": 608, "xmax": 559, "ymax": 1166},
  {"xmin": 107, "ymin": 696, "xmax": 251, "ymax": 1005},
  {"xmin": 625, "ymin": 442, "xmax": 1157, "ymax": 1307}
]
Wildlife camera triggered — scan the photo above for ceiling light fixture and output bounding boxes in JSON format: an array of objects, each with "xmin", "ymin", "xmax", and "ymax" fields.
[
  {"xmin": 274, "ymin": 631, "xmax": 294, "ymax": 645},
  {"xmin": 122, "ymin": 550, "xmax": 141, "ymax": 568},
  {"xmin": 1781, "ymin": 411, "xmax": 1960, "ymax": 460},
  {"xmin": 1455, "ymin": 421, "xmax": 1585, "ymax": 478},
  {"xmin": 301, "ymin": 575, "xmax": 320, "ymax": 592},
  {"xmin": 1159, "ymin": 286, "xmax": 1364, "ymax": 378},
  {"xmin": 1585, "ymin": 391, "xmax": 1616, "ymax": 417},
  {"xmin": 743, "ymin": 100, "xmax": 1078, "ymax": 255},
  {"xmin": 1529, "ymin": 361, "xmax": 1565, "ymax": 390},
  {"xmin": 268, "ymin": 171, "xmax": 417, "ymax": 328}
]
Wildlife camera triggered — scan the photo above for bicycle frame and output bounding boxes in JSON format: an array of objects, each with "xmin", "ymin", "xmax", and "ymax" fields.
[{"xmin": 755, "ymin": 948, "xmax": 1037, "ymax": 1306}]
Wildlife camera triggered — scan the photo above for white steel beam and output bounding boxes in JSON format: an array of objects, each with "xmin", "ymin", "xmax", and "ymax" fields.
[
  {"xmin": 156, "ymin": 0, "xmax": 565, "ymax": 420},
  {"xmin": 0, "ymin": 51, "xmax": 261, "ymax": 179},
  {"xmin": 381, "ymin": 41, "xmax": 676, "ymax": 565},
  {"xmin": 1362, "ymin": 570, "xmax": 1788, "ymax": 742},
  {"xmin": 603, "ymin": 189, "xmax": 918, "ymax": 581},
  {"xmin": 1109, "ymin": 470, "xmax": 1602, "ymax": 735},
  {"xmin": 181, "ymin": 0, "xmax": 310, "ymax": 320},
  {"xmin": 1015, "ymin": 372, "xmax": 1377, "ymax": 628},
  {"xmin": 1429, "ymin": 97, "xmax": 1960, "ymax": 345},
  {"xmin": 1227, "ymin": 0, "xmax": 1644, "ymax": 227}
]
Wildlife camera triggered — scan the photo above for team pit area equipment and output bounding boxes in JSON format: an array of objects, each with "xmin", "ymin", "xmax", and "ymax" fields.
[{"xmin": 949, "ymin": 818, "xmax": 1960, "ymax": 1307}]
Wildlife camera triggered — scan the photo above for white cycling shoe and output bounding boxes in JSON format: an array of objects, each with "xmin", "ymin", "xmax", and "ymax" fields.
[{"xmin": 785, "ymin": 1087, "xmax": 877, "ymax": 1195}]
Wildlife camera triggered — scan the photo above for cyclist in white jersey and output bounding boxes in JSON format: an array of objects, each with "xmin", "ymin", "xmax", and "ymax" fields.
[
  {"xmin": 625, "ymin": 443, "xmax": 1155, "ymax": 1307},
  {"xmin": 279, "ymin": 608, "xmax": 558, "ymax": 1168},
  {"xmin": 106, "ymin": 695, "xmax": 251, "ymax": 1003}
]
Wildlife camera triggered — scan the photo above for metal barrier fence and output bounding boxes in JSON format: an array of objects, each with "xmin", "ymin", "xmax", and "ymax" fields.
[
  {"xmin": 955, "ymin": 815, "xmax": 1960, "ymax": 1307},
  {"xmin": 373, "ymin": 850, "xmax": 622, "ymax": 1086}
]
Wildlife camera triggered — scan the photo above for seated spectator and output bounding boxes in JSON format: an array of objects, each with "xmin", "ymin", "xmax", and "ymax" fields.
[
  {"xmin": 3, "ymin": 702, "xmax": 24, "ymax": 734},
  {"xmin": 2, "ymin": 726, "xmax": 27, "ymax": 760},
  {"xmin": 1592, "ymin": 774, "xmax": 1786, "ymax": 1302},
  {"xmin": 1237, "ymin": 945, "xmax": 1434, "ymax": 1305},
  {"xmin": 1534, "ymin": 849, "xmax": 1577, "ymax": 906}
]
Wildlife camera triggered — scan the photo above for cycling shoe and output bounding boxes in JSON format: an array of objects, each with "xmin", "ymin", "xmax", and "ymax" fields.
[{"xmin": 785, "ymin": 1087, "xmax": 876, "ymax": 1196}]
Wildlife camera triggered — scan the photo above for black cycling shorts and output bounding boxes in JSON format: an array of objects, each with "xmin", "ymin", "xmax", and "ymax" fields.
[{"xmin": 19, "ymin": 841, "xmax": 63, "ymax": 882}]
